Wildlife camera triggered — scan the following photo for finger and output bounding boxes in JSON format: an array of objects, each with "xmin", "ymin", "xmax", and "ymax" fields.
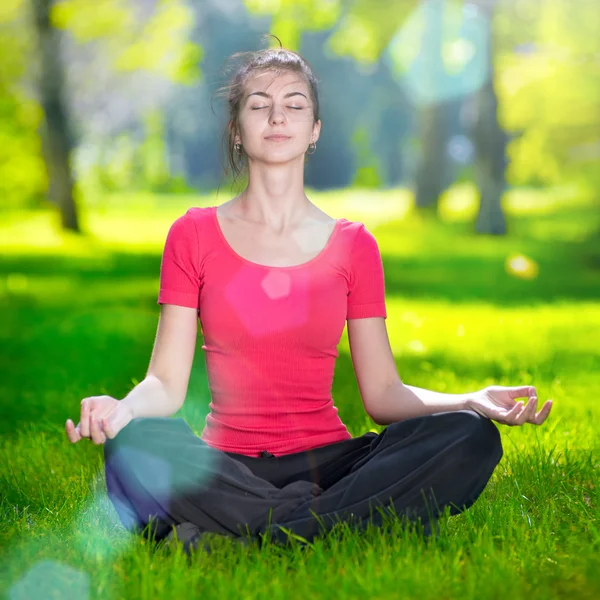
[
  {"xmin": 90, "ymin": 412, "xmax": 106, "ymax": 444},
  {"xmin": 517, "ymin": 396, "xmax": 536, "ymax": 426},
  {"xmin": 533, "ymin": 400, "xmax": 553, "ymax": 425},
  {"xmin": 101, "ymin": 417, "xmax": 114, "ymax": 440},
  {"xmin": 90, "ymin": 414, "xmax": 107, "ymax": 445},
  {"xmin": 96, "ymin": 417, "xmax": 106, "ymax": 444},
  {"xmin": 530, "ymin": 396, "xmax": 540, "ymax": 418},
  {"xmin": 66, "ymin": 419, "xmax": 81, "ymax": 443},
  {"xmin": 523, "ymin": 396, "xmax": 538, "ymax": 425},
  {"xmin": 65, "ymin": 419, "xmax": 74, "ymax": 442},
  {"xmin": 508, "ymin": 385, "xmax": 536, "ymax": 400},
  {"xmin": 505, "ymin": 401, "xmax": 524, "ymax": 426},
  {"xmin": 80, "ymin": 400, "xmax": 91, "ymax": 438},
  {"xmin": 498, "ymin": 401, "xmax": 522, "ymax": 424}
]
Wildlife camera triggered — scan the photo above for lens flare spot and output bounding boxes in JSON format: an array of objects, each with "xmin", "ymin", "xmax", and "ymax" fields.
[
  {"xmin": 407, "ymin": 339, "xmax": 426, "ymax": 353},
  {"xmin": 8, "ymin": 560, "xmax": 90, "ymax": 600},
  {"xmin": 505, "ymin": 253, "xmax": 539, "ymax": 280},
  {"xmin": 447, "ymin": 134, "xmax": 474, "ymax": 164},
  {"xmin": 260, "ymin": 270, "xmax": 292, "ymax": 300}
]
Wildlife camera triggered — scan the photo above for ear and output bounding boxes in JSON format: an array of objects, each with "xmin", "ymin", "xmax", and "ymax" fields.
[
  {"xmin": 312, "ymin": 119, "xmax": 321, "ymax": 144},
  {"xmin": 229, "ymin": 120, "xmax": 241, "ymax": 145}
]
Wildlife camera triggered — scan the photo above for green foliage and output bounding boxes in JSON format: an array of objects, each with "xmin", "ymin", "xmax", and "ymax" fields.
[
  {"xmin": 0, "ymin": 0, "xmax": 47, "ymax": 209},
  {"xmin": 141, "ymin": 111, "xmax": 171, "ymax": 193},
  {"xmin": 243, "ymin": 0, "xmax": 416, "ymax": 60},
  {"xmin": 100, "ymin": 135, "xmax": 138, "ymax": 193},
  {"xmin": 244, "ymin": 0, "xmax": 341, "ymax": 50},
  {"xmin": 0, "ymin": 0, "xmax": 22, "ymax": 23},
  {"xmin": 0, "ymin": 95, "xmax": 48, "ymax": 210},
  {"xmin": 51, "ymin": 0, "xmax": 202, "ymax": 83},
  {"xmin": 328, "ymin": 0, "xmax": 418, "ymax": 64},
  {"xmin": 330, "ymin": 0, "xmax": 600, "ymax": 189},
  {"xmin": 496, "ymin": 0, "xmax": 600, "ymax": 188},
  {"xmin": 351, "ymin": 126, "xmax": 382, "ymax": 188}
]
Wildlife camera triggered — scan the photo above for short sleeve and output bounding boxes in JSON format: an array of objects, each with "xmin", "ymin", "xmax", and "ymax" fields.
[
  {"xmin": 157, "ymin": 211, "xmax": 201, "ymax": 310},
  {"xmin": 347, "ymin": 224, "xmax": 387, "ymax": 319}
]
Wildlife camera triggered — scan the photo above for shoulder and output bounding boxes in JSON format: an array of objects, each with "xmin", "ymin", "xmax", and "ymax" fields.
[
  {"xmin": 162, "ymin": 207, "xmax": 215, "ymax": 258},
  {"xmin": 180, "ymin": 206, "xmax": 213, "ymax": 224},
  {"xmin": 167, "ymin": 206, "xmax": 212, "ymax": 233},
  {"xmin": 337, "ymin": 219, "xmax": 380, "ymax": 250}
]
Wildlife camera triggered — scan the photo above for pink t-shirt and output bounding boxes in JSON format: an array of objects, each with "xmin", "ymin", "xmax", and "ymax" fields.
[{"xmin": 157, "ymin": 206, "xmax": 387, "ymax": 457}]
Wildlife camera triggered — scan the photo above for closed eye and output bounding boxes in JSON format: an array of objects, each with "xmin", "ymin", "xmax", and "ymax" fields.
[{"xmin": 250, "ymin": 107, "xmax": 305, "ymax": 110}]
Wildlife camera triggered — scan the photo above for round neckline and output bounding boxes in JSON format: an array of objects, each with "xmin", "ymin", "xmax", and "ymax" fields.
[{"xmin": 211, "ymin": 205, "xmax": 342, "ymax": 270}]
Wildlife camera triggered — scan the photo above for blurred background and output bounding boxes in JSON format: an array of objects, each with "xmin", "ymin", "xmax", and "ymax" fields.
[
  {"xmin": 0, "ymin": 0, "xmax": 598, "ymax": 233},
  {"xmin": 1, "ymin": 0, "xmax": 599, "ymax": 431},
  {"xmin": 2, "ymin": 2, "xmax": 600, "ymax": 591}
]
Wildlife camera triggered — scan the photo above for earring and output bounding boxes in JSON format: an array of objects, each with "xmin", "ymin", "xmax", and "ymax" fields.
[
  {"xmin": 234, "ymin": 142, "xmax": 243, "ymax": 155},
  {"xmin": 307, "ymin": 141, "xmax": 316, "ymax": 155}
]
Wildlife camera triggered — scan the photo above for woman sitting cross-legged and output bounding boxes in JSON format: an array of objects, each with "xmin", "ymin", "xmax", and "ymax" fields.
[{"xmin": 65, "ymin": 37, "xmax": 553, "ymax": 555}]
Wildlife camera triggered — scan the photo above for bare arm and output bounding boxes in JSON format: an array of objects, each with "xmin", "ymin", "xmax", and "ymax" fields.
[
  {"xmin": 120, "ymin": 304, "xmax": 199, "ymax": 418},
  {"xmin": 370, "ymin": 381, "xmax": 469, "ymax": 426},
  {"xmin": 347, "ymin": 317, "xmax": 468, "ymax": 425}
]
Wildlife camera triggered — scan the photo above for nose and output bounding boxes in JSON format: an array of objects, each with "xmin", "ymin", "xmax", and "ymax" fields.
[{"xmin": 269, "ymin": 104, "xmax": 286, "ymax": 125}]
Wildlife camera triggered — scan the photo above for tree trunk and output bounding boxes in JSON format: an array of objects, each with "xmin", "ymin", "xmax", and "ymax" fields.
[
  {"xmin": 32, "ymin": 0, "xmax": 80, "ymax": 232},
  {"xmin": 414, "ymin": 0, "xmax": 448, "ymax": 214},
  {"xmin": 414, "ymin": 102, "xmax": 449, "ymax": 212},
  {"xmin": 473, "ymin": 0, "xmax": 507, "ymax": 235}
]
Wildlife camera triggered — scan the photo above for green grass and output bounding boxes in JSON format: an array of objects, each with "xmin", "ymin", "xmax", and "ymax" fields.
[{"xmin": 1, "ymin": 183, "xmax": 599, "ymax": 599}]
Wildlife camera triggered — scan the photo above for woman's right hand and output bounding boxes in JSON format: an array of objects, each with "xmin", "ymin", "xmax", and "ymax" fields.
[{"xmin": 66, "ymin": 395, "xmax": 134, "ymax": 445}]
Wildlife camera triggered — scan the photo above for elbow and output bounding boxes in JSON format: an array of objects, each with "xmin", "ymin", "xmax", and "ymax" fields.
[
  {"xmin": 148, "ymin": 373, "xmax": 186, "ymax": 410},
  {"xmin": 368, "ymin": 413, "xmax": 387, "ymax": 427},
  {"xmin": 365, "ymin": 379, "xmax": 406, "ymax": 427},
  {"xmin": 366, "ymin": 405, "xmax": 388, "ymax": 426}
]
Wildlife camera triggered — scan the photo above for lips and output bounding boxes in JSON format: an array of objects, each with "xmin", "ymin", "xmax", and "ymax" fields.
[{"xmin": 265, "ymin": 135, "xmax": 290, "ymax": 140}]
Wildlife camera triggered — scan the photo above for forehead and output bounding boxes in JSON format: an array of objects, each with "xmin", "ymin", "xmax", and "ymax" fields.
[{"xmin": 245, "ymin": 70, "xmax": 309, "ymax": 94}]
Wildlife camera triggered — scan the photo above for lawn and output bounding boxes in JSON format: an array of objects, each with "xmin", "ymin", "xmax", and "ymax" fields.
[{"xmin": 1, "ymin": 183, "xmax": 599, "ymax": 599}]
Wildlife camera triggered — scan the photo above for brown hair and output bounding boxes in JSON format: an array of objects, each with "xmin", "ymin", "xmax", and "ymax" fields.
[{"xmin": 213, "ymin": 34, "xmax": 320, "ymax": 189}]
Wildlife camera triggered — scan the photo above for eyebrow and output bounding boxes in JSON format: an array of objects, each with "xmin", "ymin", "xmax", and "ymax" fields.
[{"xmin": 246, "ymin": 91, "xmax": 308, "ymax": 101}]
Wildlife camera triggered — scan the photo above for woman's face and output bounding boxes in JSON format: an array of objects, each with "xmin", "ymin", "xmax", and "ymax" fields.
[{"xmin": 235, "ymin": 70, "xmax": 320, "ymax": 164}]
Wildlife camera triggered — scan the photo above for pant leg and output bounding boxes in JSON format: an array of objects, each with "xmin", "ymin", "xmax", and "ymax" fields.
[
  {"xmin": 257, "ymin": 409, "xmax": 503, "ymax": 545},
  {"xmin": 103, "ymin": 417, "xmax": 323, "ymax": 542}
]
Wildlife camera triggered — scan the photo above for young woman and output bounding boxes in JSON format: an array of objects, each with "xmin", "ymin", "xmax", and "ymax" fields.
[{"xmin": 65, "ymin": 40, "xmax": 552, "ymax": 555}]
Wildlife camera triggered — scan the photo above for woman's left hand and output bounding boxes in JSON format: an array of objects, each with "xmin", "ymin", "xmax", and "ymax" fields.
[{"xmin": 467, "ymin": 385, "xmax": 553, "ymax": 426}]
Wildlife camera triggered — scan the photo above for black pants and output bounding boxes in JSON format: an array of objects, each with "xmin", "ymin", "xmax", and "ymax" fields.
[{"xmin": 103, "ymin": 409, "xmax": 503, "ymax": 546}]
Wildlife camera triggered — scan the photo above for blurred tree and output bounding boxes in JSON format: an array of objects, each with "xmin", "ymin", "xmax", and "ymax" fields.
[
  {"xmin": 329, "ymin": 0, "xmax": 461, "ymax": 218},
  {"xmin": 52, "ymin": 0, "xmax": 202, "ymax": 209},
  {"xmin": 31, "ymin": 0, "xmax": 79, "ymax": 231},
  {"xmin": 0, "ymin": 0, "xmax": 201, "ymax": 224},
  {"xmin": 412, "ymin": 0, "xmax": 450, "ymax": 215},
  {"xmin": 336, "ymin": 0, "xmax": 507, "ymax": 232},
  {"xmin": 471, "ymin": 0, "xmax": 506, "ymax": 234}
]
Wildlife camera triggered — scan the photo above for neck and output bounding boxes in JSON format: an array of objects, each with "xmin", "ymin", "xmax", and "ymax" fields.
[{"xmin": 236, "ymin": 160, "xmax": 311, "ymax": 231}]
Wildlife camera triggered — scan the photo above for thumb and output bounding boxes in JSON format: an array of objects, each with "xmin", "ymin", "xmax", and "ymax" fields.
[
  {"xmin": 102, "ymin": 415, "xmax": 120, "ymax": 440},
  {"xmin": 102, "ymin": 406, "xmax": 130, "ymax": 440}
]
